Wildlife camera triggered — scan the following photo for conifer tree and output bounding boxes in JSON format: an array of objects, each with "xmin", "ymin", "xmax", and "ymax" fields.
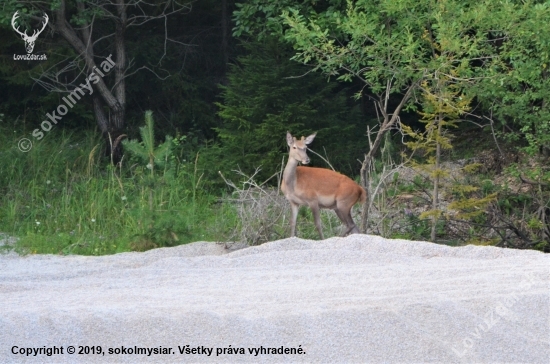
[
  {"xmin": 123, "ymin": 111, "xmax": 173, "ymax": 210},
  {"xmin": 403, "ymin": 76, "xmax": 496, "ymax": 242}
]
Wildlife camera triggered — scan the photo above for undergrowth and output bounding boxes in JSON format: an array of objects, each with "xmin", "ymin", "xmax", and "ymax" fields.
[{"xmin": 0, "ymin": 120, "xmax": 237, "ymax": 255}]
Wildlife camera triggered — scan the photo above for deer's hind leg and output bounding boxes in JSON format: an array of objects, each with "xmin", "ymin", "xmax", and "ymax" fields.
[
  {"xmin": 334, "ymin": 208, "xmax": 351, "ymax": 236},
  {"xmin": 336, "ymin": 201, "xmax": 359, "ymax": 236},
  {"xmin": 309, "ymin": 203, "xmax": 324, "ymax": 240}
]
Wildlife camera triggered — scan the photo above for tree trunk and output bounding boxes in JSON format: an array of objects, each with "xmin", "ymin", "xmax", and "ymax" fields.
[
  {"xmin": 54, "ymin": 0, "xmax": 126, "ymax": 163},
  {"xmin": 113, "ymin": 0, "xmax": 126, "ymax": 131},
  {"xmin": 92, "ymin": 96, "xmax": 109, "ymax": 134},
  {"xmin": 103, "ymin": 0, "xmax": 127, "ymax": 164},
  {"xmin": 431, "ymin": 115, "xmax": 442, "ymax": 242}
]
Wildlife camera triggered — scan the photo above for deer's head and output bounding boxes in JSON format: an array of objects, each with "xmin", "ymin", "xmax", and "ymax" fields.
[
  {"xmin": 12, "ymin": 11, "xmax": 48, "ymax": 54},
  {"xmin": 286, "ymin": 132, "xmax": 316, "ymax": 164}
]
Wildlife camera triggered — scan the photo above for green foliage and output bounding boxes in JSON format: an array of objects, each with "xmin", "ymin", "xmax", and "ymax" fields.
[
  {"xmin": 276, "ymin": 0, "xmax": 505, "ymax": 97},
  {"xmin": 120, "ymin": 111, "xmax": 212, "ymax": 248},
  {"xmin": 0, "ymin": 0, "xmax": 33, "ymax": 26},
  {"xmin": 470, "ymin": 1, "xmax": 550, "ymax": 156},
  {"xmin": 233, "ymin": 0, "xmax": 346, "ymax": 39},
  {"xmin": 235, "ymin": 0, "xmax": 550, "ymax": 164},
  {"xmin": 127, "ymin": 210, "xmax": 191, "ymax": 252},
  {"xmin": 447, "ymin": 193, "xmax": 498, "ymax": 220},
  {"xmin": 0, "ymin": 121, "xmax": 235, "ymax": 255},
  {"xmin": 403, "ymin": 72, "xmax": 475, "ymax": 240},
  {"xmin": 404, "ymin": 78, "xmax": 471, "ymax": 158},
  {"xmin": 498, "ymin": 192, "xmax": 532, "ymax": 215},
  {"xmin": 393, "ymin": 213, "xmax": 445, "ymax": 242},
  {"xmin": 232, "ymin": 0, "xmax": 532, "ymax": 219},
  {"xmin": 215, "ymin": 39, "xmax": 362, "ymax": 181},
  {"xmin": 463, "ymin": 163, "xmax": 483, "ymax": 174},
  {"xmin": 123, "ymin": 111, "xmax": 173, "ymax": 174}
]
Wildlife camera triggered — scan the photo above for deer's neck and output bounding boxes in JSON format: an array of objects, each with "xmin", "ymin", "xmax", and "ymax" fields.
[{"xmin": 283, "ymin": 157, "xmax": 300, "ymax": 191}]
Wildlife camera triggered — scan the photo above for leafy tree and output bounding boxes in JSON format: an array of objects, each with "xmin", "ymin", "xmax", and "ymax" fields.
[
  {"xmin": 471, "ymin": 1, "xmax": 550, "ymax": 157},
  {"xmin": 465, "ymin": 1, "xmax": 550, "ymax": 250}
]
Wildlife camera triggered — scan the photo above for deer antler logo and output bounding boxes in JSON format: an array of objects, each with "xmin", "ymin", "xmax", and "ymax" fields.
[{"xmin": 11, "ymin": 11, "xmax": 49, "ymax": 54}]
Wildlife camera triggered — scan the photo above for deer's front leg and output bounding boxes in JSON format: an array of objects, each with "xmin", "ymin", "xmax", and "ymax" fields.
[{"xmin": 289, "ymin": 202, "xmax": 299, "ymax": 237}]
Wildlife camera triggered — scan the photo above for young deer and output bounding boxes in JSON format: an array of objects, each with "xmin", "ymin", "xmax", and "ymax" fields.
[{"xmin": 281, "ymin": 132, "xmax": 366, "ymax": 239}]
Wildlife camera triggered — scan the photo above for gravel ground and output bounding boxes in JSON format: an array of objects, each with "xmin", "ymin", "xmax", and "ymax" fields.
[{"xmin": 1, "ymin": 234, "xmax": 548, "ymax": 363}]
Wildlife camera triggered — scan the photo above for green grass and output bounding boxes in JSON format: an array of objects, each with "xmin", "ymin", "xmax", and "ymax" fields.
[{"xmin": 0, "ymin": 126, "xmax": 238, "ymax": 255}]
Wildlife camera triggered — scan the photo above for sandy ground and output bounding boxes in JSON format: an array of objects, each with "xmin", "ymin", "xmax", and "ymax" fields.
[{"xmin": 0, "ymin": 234, "xmax": 549, "ymax": 363}]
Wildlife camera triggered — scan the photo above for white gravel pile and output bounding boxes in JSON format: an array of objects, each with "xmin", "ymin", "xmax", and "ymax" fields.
[{"xmin": 1, "ymin": 234, "xmax": 548, "ymax": 363}]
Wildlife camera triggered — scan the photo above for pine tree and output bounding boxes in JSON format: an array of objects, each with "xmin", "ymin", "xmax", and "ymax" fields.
[
  {"xmin": 403, "ymin": 75, "xmax": 495, "ymax": 242},
  {"xmin": 123, "ymin": 110, "xmax": 173, "ymax": 210}
]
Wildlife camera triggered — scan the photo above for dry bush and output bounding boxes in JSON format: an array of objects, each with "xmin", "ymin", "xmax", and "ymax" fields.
[
  {"xmin": 219, "ymin": 168, "xmax": 345, "ymax": 245},
  {"xmin": 219, "ymin": 168, "xmax": 289, "ymax": 245}
]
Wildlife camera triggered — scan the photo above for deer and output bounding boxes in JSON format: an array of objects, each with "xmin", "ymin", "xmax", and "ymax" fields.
[
  {"xmin": 11, "ymin": 11, "xmax": 49, "ymax": 54},
  {"xmin": 281, "ymin": 132, "xmax": 366, "ymax": 239}
]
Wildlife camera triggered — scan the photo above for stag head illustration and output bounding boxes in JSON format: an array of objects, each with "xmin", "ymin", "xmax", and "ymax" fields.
[{"xmin": 11, "ymin": 11, "xmax": 49, "ymax": 54}]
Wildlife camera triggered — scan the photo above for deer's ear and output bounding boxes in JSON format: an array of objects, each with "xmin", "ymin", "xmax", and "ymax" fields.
[
  {"xmin": 304, "ymin": 132, "xmax": 317, "ymax": 145},
  {"xmin": 286, "ymin": 132, "xmax": 294, "ymax": 147}
]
